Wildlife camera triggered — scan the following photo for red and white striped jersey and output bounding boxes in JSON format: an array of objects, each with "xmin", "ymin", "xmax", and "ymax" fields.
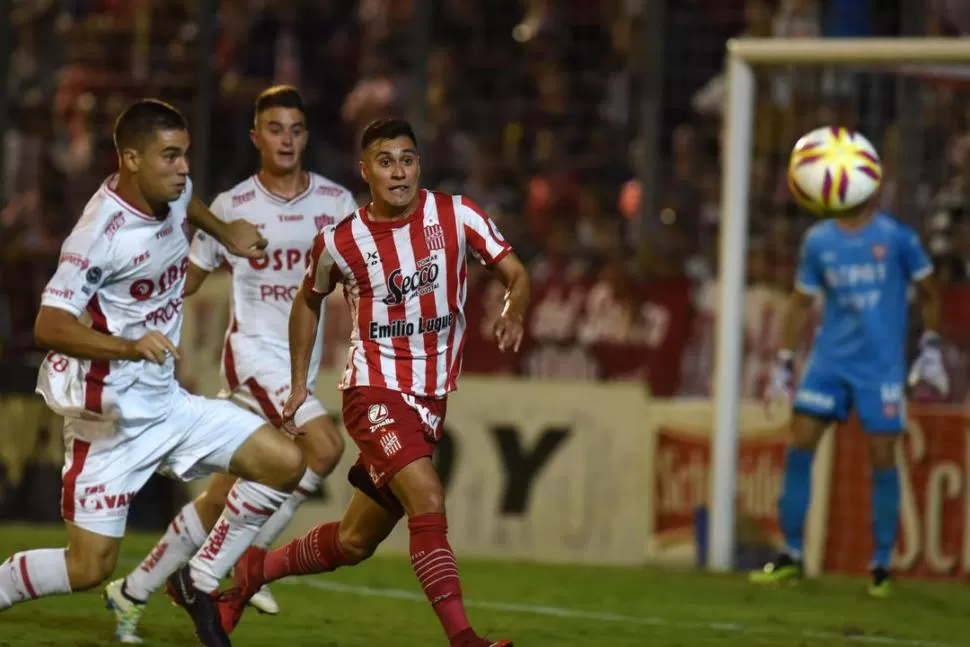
[
  {"xmin": 303, "ymin": 189, "xmax": 512, "ymax": 398},
  {"xmin": 189, "ymin": 173, "xmax": 356, "ymax": 388},
  {"xmin": 36, "ymin": 175, "xmax": 194, "ymax": 424}
]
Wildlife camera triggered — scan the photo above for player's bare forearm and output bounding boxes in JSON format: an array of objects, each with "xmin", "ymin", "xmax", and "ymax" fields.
[
  {"xmin": 289, "ymin": 285, "xmax": 323, "ymax": 389},
  {"xmin": 781, "ymin": 290, "xmax": 815, "ymax": 352},
  {"xmin": 34, "ymin": 306, "xmax": 135, "ymax": 361},
  {"xmin": 187, "ymin": 195, "xmax": 229, "ymax": 241},
  {"xmin": 188, "ymin": 196, "xmax": 266, "ymax": 259},
  {"xmin": 491, "ymin": 252, "xmax": 531, "ymax": 318},
  {"xmin": 916, "ymin": 274, "xmax": 942, "ymax": 333},
  {"xmin": 183, "ymin": 262, "xmax": 211, "ymax": 297}
]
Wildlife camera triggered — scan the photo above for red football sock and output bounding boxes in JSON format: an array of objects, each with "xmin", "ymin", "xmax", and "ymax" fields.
[
  {"xmin": 408, "ymin": 513, "xmax": 474, "ymax": 643},
  {"xmin": 262, "ymin": 522, "xmax": 350, "ymax": 583}
]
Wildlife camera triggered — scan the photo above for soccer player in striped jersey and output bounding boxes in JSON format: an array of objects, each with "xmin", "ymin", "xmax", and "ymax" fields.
[{"xmin": 218, "ymin": 119, "xmax": 529, "ymax": 646}]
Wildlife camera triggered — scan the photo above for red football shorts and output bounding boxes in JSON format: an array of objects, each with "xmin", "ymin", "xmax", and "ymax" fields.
[{"xmin": 342, "ymin": 386, "xmax": 448, "ymax": 516}]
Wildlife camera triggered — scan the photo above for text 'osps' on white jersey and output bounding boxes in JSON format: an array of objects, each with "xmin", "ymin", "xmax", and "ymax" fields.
[{"xmin": 188, "ymin": 173, "xmax": 357, "ymax": 388}]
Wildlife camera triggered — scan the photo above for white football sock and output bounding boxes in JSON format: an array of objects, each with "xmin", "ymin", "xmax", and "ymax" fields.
[
  {"xmin": 124, "ymin": 501, "xmax": 209, "ymax": 602},
  {"xmin": 0, "ymin": 549, "xmax": 71, "ymax": 610},
  {"xmin": 252, "ymin": 469, "xmax": 322, "ymax": 550},
  {"xmin": 189, "ymin": 481, "xmax": 289, "ymax": 592}
]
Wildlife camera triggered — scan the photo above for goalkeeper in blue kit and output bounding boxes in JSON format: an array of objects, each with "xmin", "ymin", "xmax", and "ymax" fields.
[{"xmin": 750, "ymin": 204, "xmax": 947, "ymax": 597}]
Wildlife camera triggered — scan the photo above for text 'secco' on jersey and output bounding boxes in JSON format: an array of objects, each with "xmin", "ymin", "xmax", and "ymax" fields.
[{"xmin": 304, "ymin": 190, "xmax": 512, "ymax": 398}]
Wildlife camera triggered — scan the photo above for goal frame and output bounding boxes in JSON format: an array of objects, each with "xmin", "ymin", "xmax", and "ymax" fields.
[{"xmin": 709, "ymin": 38, "xmax": 970, "ymax": 573}]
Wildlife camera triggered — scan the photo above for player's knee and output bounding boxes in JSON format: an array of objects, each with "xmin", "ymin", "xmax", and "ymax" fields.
[
  {"xmin": 790, "ymin": 414, "xmax": 825, "ymax": 451},
  {"xmin": 405, "ymin": 483, "xmax": 446, "ymax": 516},
  {"xmin": 336, "ymin": 522, "xmax": 378, "ymax": 565},
  {"xmin": 868, "ymin": 436, "xmax": 898, "ymax": 470},
  {"xmin": 267, "ymin": 441, "xmax": 306, "ymax": 492},
  {"xmin": 201, "ymin": 487, "xmax": 229, "ymax": 510},
  {"xmin": 304, "ymin": 432, "xmax": 344, "ymax": 477},
  {"xmin": 196, "ymin": 489, "xmax": 230, "ymax": 525},
  {"xmin": 65, "ymin": 545, "xmax": 116, "ymax": 591}
]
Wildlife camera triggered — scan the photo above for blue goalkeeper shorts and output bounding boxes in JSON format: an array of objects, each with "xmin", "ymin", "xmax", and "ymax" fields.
[{"xmin": 792, "ymin": 363, "xmax": 906, "ymax": 434}]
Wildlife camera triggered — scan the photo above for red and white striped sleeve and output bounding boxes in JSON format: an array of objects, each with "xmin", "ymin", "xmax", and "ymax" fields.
[
  {"xmin": 457, "ymin": 196, "xmax": 512, "ymax": 266},
  {"xmin": 302, "ymin": 228, "xmax": 343, "ymax": 296}
]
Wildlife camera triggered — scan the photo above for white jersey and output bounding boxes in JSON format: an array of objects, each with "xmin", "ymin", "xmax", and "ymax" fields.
[
  {"xmin": 189, "ymin": 172, "xmax": 357, "ymax": 391},
  {"xmin": 36, "ymin": 175, "xmax": 194, "ymax": 424}
]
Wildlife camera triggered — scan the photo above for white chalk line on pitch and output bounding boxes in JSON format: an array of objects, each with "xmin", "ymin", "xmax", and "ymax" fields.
[{"xmin": 275, "ymin": 578, "xmax": 970, "ymax": 647}]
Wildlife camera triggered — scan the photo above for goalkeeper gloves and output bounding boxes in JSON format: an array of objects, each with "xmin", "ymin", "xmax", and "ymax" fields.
[
  {"xmin": 767, "ymin": 349, "xmax": 796, "ymax": 405},
  {"xmin": 908, "ymin": 331, "xmax": 950, "ymax": 399}
]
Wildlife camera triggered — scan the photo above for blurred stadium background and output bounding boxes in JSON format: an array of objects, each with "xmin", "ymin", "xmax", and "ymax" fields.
[{"xmin": 4, "ymin": 0, "xmax": 970, "ymax": 644}]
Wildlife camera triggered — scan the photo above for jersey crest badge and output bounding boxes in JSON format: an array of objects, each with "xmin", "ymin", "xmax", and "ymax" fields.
[{"xmin": 424, "ymin": 224, "xmax": 445, "ymax": 251}]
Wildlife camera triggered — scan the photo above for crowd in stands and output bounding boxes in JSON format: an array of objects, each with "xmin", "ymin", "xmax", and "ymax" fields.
[{"xmin": 5, "ymin": 0, "xmax": 970, "ymax": 400}]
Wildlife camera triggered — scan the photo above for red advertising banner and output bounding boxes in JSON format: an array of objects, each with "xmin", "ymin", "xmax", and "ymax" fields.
[
  {"xmin": 824, "ymin": 406, "xmax": 970, "ymax": 578},
  {"xmin": 653, "ymin": 426, "xmax": 787, "ymax": 551},
  {"xmin": 461, "ymin": 264, "xmax": 694, "ymax": 395},
  {"xmin": 940, "ymin": 284, "xmax": 970, "ymax": 404}
]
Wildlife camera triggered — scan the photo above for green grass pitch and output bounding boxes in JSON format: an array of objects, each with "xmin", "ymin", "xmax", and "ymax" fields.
[{"xmin": 1, "ymin": 525, "xmax": 968, "ymax": 646}]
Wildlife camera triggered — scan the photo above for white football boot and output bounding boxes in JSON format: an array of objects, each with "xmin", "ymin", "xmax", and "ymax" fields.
[
  {"xmin": 247, "ymin": 583, "xmax": 280, "ymax": 615},
  {"xmin": 103, "ymin": 578, "xmax": 145, "ymax": 644}
]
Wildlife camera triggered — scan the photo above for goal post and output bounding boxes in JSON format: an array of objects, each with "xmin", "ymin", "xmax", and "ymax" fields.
[{"xmin": 709, "ymin": 38, "xmax": 970, "ymax": 573}]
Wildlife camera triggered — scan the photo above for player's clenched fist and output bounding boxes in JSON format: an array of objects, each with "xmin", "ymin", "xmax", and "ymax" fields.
[
  {"xmin": 281, "ymin": 384, "xmax": 309, "ymax": 436},
  {"xmin": 223, "ymin": 219, "xmax": 269, "ymax": 259},
  {"xmin": 124, "ymin": 330, "xmax": 181, "ymax": 364}
]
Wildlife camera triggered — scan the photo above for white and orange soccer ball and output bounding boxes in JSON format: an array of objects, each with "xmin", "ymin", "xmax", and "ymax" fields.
[{"xmin": 787, "ymin": 126, "xmax": 883, "ymax": 215}]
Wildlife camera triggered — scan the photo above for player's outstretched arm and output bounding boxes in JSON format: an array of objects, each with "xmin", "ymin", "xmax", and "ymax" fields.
[
  {"xmin": 908, "ymin": 274, "xmax": 949, "ymax": 398},
  {"xmin": 489, "ymin": 252, "xmax": 530, "ymax": 353},
  {"xmin": 766, "ymin": 289, "xmax": 815, "ymax": 409},
  {"xmin": 281, "ymin": 285, "xmax": 323, "ymax": 431},
  {"xmin": 34, "ymin": 306, "xmax": 179, "ymax": 364},
  {"xmin": 284, "ymin": 228, "xmax": 340, "ymax": 428},
  {"xmin": 914, "ymin": 274, "xmax": 942, "ymax": 334},
  {"xmin": 187, "ymin": 195, "xmax": 267, "ymax": 260},
  {"xmin": 780, "ymin": 289, "xmax": 815, "ymax": 355},
  {"xmin": 288, "ymin": 285, "xmax": 323, "ymax": 391}
]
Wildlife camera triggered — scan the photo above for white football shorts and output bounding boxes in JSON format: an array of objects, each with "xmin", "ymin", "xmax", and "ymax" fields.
[
  {"xmin": 60, "ymin": 388, "xmax": 265, "ymax": 537},
  {"xmin": 221, "ymin": 339, "xmax": 327, "ymax": 429}
]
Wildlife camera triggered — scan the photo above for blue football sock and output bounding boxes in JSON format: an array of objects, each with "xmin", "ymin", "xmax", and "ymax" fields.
[
  {"xmin": 871, "ymin": 466, "xmax": 900, "ymax": 569},
  {"xmin": 778, "ymin": 447, "xmax": 814, "ymax": 558}
]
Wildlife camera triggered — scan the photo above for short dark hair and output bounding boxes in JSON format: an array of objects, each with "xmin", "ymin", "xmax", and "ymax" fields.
[
  {"xmin": 360, "ymin": 118, "xmax": 417, "ymax": 151},
  {"xmin": 254, "ymin": 85, "xmax": 307, "ymax": 122},
  {"xmin": 113, "ymin": 99, "xmax": 187, "ymax": 152}
]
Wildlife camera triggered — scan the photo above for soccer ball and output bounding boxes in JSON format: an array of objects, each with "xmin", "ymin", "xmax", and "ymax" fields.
[{"xmin": 787, "ymin": 126, "xmax": 883, "ymax": 215}]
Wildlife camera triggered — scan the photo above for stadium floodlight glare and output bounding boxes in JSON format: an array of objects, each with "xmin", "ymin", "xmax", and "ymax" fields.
[{"xmin": 710, "ymin": 37, "xmax": 970, "ymax": 573}]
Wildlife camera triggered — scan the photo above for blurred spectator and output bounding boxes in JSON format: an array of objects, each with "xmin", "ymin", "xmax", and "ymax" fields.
[
  {"xmin": 218, "ymin": 0, "xmax": 357, "ymax": 183},
  {"xmin": 823, "ymin": 0, "xmax": 872, "ymax": 37},
  {"xmin": 458, "ymin": 141, "xmax": 519, "ymax": 215},
  {"xmin": 4, "ymin": 0, "xmax": 970, "ymax": 402},
  {"xmin": 930, "ymin": 0, "xmax": 970, "ymax": 34},
  {"xmin": 341, "ymin": 50, "xmax": 402, "ymax": 134},
  {"xmin": 525, "ymin": 153, "xmax": 580, "ymax": 245}
]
